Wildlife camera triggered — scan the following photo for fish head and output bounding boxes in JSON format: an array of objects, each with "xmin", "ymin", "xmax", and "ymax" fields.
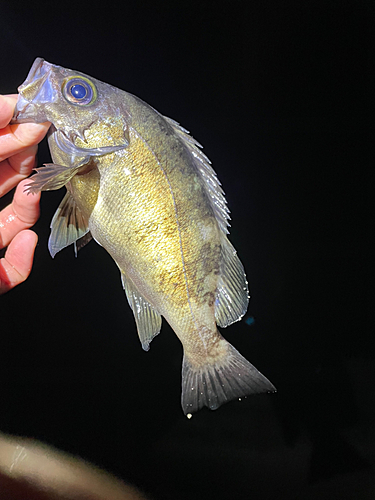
[{"xmin": 12, "ymin": 58, "xmax": 129, "ymax": 150}]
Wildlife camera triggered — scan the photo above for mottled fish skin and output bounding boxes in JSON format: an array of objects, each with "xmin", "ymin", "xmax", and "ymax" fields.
[{"xmin": 12, "ymin": 58, "xmax": 276, "ymax": 414}]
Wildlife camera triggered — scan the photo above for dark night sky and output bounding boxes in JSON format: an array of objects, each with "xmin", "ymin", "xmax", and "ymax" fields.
[{"xmin": 0, "ymin": 2, "xmax": 372, "ymax": 499}]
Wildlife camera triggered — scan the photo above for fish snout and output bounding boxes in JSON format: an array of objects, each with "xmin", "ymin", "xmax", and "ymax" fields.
[
  {"xmin": 11, "ymin": 58, "xmax": 54, "ymax": 124},
  {"xmin": 18, "ymin": 58, "xmax": 52, "ymax": 100}
]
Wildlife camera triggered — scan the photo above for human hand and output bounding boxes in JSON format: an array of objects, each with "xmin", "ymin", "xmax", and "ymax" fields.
[
  {"xmin": 0, "ymin": 94, "xmax": 50, "ymax": 294},
  {"xmin": 0, "ymin": 432, "xmax": 147, "ymax": 499}
]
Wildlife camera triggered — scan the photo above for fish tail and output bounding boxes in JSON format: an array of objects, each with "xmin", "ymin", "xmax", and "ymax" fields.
[{"xmin": 181, "ymin": 337, "xmax": 275, "ymax": 415}]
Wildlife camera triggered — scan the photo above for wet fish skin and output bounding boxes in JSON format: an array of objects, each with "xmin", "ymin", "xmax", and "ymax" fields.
[{"xmin": 12, "ymin": 58, "xmax": 275, "ymax": 413}]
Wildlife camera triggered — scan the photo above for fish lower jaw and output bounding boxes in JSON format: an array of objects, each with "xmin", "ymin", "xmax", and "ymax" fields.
[{"xmin": 11, "ymin": 98, "xmax": 34, "ymax": 124}]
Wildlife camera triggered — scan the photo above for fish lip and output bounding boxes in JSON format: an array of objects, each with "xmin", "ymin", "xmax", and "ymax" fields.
[
  {"xmin": 18, "ymin": 57, "xmax": 47, "ymax": 93},
  {"xmin": 11, "ymin": 58, "xmax": 52, "ymax": 124}
]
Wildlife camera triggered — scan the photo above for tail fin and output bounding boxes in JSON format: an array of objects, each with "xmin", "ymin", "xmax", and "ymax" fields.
[{"xmin": 181, "ymin": 339, "xmax": 275, "ymax": 415}]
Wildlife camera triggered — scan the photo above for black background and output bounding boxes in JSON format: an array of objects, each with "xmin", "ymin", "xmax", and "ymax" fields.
[{"xmin": 0, "ymin": 1, "xmax": 372, "ymax": 499}]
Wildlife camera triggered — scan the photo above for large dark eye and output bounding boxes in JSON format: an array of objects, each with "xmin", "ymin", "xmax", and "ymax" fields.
[{"xmin": 62, "ymin": 76, "xmax": 97, "ymax": 106}]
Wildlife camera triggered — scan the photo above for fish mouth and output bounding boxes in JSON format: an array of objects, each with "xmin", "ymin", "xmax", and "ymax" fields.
[
  {"xmin": 11, "ymin": 58, "xmax": 53, "ymax": 124},
  {"xmin": 11, "ymin": 97, "xmax": 29, "ymax": 124},
  {"xmin": 18, "ymin": 58, "xmax": 51, "ymax": 97}
]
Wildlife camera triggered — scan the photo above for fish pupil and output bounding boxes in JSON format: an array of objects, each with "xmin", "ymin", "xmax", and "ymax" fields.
[{"xmin": 70, "ymin": 84, "xmax": 87, "ymax": 99}]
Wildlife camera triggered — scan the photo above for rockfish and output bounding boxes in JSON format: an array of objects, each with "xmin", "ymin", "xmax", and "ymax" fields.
[{"xmin": 12, "ymin": 58, "xmax": 275, "ymax": 414}]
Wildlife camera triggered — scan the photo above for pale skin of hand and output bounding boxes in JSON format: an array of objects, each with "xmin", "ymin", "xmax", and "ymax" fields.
[{"xmin": 0, "ymin": 94, "xmax": 50, "ymax": 294}]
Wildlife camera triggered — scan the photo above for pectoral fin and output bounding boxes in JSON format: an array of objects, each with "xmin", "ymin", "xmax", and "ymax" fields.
[
  {"xmin": 121, "ymin": 273, "xmax": 162, "ymax": 351},
  {"xmin": 24, "ymin": 163, "xmax": 83, "ymax": 194},
  {"xmin": 48, "ymin": 191, "xmax": 90, "ymax": 258},
  {"xmin": 214, "ymin": 236, "xmax": 249, "ymax": 327}
]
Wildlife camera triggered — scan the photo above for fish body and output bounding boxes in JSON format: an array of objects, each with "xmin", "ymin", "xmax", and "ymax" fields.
[{"xmin": 13, "ymin": 58, "xmax": 275, "ymax": 413}]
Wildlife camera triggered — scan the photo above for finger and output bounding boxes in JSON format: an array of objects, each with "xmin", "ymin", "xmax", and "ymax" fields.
[
  {"xmin": 0, "ymin": 94, "xmax": 18, "ymax": 129},
  {"xmin": 0, "ymin": 145, "xmax": 38, "ymax": 196},
  {"xmin": 0, "ymin": 121, "xmax": 50, "ymax": 162},
  {"xmin": 0, "ymin": 433, "xmax": 148, "ymax": 500},
  {"xmin": 0, "ymin": 94, "xmax": 50, "ymax": 163},
  {"xmin": 0, "ymin": 94, "xmax": 50, "ymax": 196},
  {"xmin": 0, "ymin": 229, "xmax": 38, "ymax": 295},
  {"xmin": 0, "ymin": 179, "xmax": 41, "ymax": 248}
]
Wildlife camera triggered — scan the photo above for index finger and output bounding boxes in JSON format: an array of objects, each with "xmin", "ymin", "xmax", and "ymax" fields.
[
  {"xmin": 0, "ymin": 94, "xmax": 18, "ymax": 129},
  {"xmin": 0, "ymin": 94, "xmax": 50, "ymax": 196},
  {"xmin": 0, "ymin": 94, "xmax": 50, "ymax": 162}
]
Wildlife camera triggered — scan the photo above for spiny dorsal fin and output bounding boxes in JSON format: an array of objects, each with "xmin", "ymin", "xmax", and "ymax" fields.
[
  {"xmin": 121, "ymin": 272, "xmax": 162, "ymax": 351},
  {"xmin": 164, "ymin": 116, "xmax": 230, "ymax": 234},
  {"xmin": 48, "ymin": 190, "xmax": 90, "ymax": 258}
]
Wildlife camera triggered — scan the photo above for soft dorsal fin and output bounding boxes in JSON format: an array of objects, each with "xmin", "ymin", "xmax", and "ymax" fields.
[
  {"xmin": 121, "ymin": 272, "xmax": 162, "ymax": 351},
  {"xmin": 214, "ymin": 235, "xmax": 249, "ymax": 328},
  {"xmin": 164, "ymin": 116, "xmax": 230, "ymax": 234},
  {"xmin": 164, "ymin": 116, "xmax": 248, "ymax": 327},
  {"xmin": 48, "ymin": 190, "xmax": 91, "ymax": 258}
]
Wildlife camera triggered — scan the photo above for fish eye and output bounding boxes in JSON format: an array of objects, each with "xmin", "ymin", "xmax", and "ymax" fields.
[{"xmin": 62, "ymin": 76, "xmax": 97, "ymax": 106}]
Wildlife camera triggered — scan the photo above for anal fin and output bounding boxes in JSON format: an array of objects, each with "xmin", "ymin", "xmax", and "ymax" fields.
[{"xmin": 121, "ymin": 273, "xmax": 162, "ymax": 351}]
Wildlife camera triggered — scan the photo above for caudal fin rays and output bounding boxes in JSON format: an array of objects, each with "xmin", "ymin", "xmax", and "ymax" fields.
[{"xmin": 181, "ymin": 338, "xmax": 275, "ymax": 415}]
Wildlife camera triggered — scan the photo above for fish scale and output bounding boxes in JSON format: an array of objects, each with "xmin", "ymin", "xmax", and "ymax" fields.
[{"xmin": 12, "ymin": 58, "xmax": 275, "ymax": 414}]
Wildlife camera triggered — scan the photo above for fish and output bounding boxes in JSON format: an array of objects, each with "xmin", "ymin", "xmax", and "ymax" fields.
[{"xmin": 12, "ymin": 58, "xmax": 275, "ymax": 414}]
